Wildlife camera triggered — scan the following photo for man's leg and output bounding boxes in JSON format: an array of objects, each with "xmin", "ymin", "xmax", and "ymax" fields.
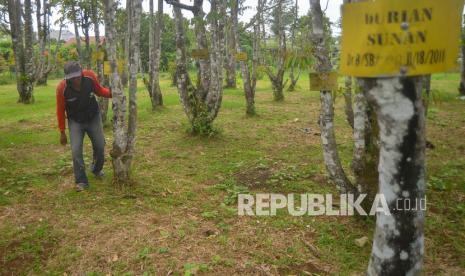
[
  {"xmin": 86, "ymin": 113, "xmax": 105, "ymax": 176},
  {"xmin": 68, "ymin": 119, "xmax": 88, "ymax": 185}
]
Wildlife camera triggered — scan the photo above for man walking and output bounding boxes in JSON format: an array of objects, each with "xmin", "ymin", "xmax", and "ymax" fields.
[{"xmin": 56, "ymin": 61, "xmax": 112, "ymax": 191}]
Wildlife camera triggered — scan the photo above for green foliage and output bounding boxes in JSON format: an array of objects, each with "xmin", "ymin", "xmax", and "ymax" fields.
[
  {"xmin": 140, "ymin": 13, "xmax": 193, "ymax": 73},
  {"xmin": 183, "ymin": 263, "xmax": 210, "ymax": 275},
  {"xmin": 214, "ymin": 178, "xmax": 249, "ymax": 205},
  {"xmin": 187, "ymin": 94, "xmax": 218, "ymax": 137}
]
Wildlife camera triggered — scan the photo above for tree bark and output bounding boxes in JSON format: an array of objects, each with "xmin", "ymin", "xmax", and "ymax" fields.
[
  {"xmin": 287, "ymin": 0, "xmax": 300, "ymax": 92},
  {"xmin": 168, "ymin": 0, "xmax": 225, "ymax": 135},
  {"xmin": 8, "ymin": 0, "xmax": 35, "ymax": 103},
  {"xmin": 104, "ymin": 0, "xmax": 141, "ymax": 184},
  {"xmin": 71, "ymin": 3, "xmax": 84, "ymax": 66},
  {"xmin": 81, "ymin": 8, "xmax": 92, "ymax": 69},
  {"xmin": 92, "ymin": 0, "xmax": 108, "ymax": 125},
  {"xmin": 265, "ymin": 0, "xmax": 286, "ymax": 101},
  {"xmin": 310, "ymin": 0, "xmax": 357, "ymax": 194},
  {"xmin": 35, "ymin": 0, "xmax": 53, "ymax": 86},
  {"xmin": 339, "ymin": 0, "xmax": 427, "ymax": 272},
  {"xmin": 225, "ymin": 2, "xmax": 237, "ymax": 89},
  {"xmin": 147, "ymin": 0, "xmax": 163, "ymax": 110},
  {"xmin": 352, "ymin": 89, "xmax": 378, "ymax": 207},
  {"xmin": 233, "ymin": 0, "xmax": 257, "ymax": 116},
  {"xmin": 343, "ymin": 76, "xmax": 354, "ymax": 128},
  {"xmin": 459, "ymin": 15, "xmax": 465, "ymax": 96},
  {"xmin": 343, "ymin": 0, "xmax": 378, "ymax": 206},
  {"xmin": 364, "ymin": 77, "xmax": 426, "ymax": 275},
  {"xmin": 422, "ymin": 75, "xmax": 431, "ymax": 117}
]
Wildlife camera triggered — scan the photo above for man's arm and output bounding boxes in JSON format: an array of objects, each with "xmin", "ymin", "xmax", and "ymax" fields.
[
  {"xmin": 56, "ymin": 81, "xmax": 67, "ymax": 145},
  {"xmin": 56, "ymin": 81, "xmax": 66, "ymax": 132},
  {"xmin": 84, "ymin": 70, "xmax": 112, "ymax": 98}
]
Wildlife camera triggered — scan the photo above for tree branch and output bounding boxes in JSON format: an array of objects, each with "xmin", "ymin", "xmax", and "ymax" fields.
[{"xmin": 164, "ymin": 0, "xmax": 199, "ymax": 14}]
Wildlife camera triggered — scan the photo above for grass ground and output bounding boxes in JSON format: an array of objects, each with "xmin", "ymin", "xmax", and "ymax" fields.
[{"xmin": 0, "ymin": 72, "xmax": 464, "ymax": 275}]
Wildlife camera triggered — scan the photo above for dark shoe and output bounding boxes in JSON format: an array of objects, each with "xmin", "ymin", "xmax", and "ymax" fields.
[
  {"xmin": 76, "ymin": 183, "xmax": 89, "ymax": 192},
  {"xmin": 93, "ymin": 170, "xmax": 104, "ymax": 180}
]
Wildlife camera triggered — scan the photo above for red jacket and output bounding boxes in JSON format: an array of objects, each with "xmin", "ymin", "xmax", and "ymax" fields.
[{"xmin": 56, "ymin": 70, "xmax": 111, "ymax": 132}]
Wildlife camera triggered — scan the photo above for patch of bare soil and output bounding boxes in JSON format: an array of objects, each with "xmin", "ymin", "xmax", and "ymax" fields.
[
  {"xmin": 234, "ymin": 165, "xmax": 273, "ymax": 189},
  {"xmin": 0, "ymin": 229, "xmax": 58, "ymax": 276},
  {"xmin": 277, "ymin": 259, "xmax": 332, "ymax": 275}
]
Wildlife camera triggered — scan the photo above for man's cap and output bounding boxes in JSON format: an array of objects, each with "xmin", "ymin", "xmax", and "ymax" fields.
[{"xmin": 64, "ymin": 61, "xmax": 82, "ymax": 79}]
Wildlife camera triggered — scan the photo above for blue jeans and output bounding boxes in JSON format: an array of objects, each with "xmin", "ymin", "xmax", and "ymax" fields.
[{"xmin": 68, "ymin": 113, "xmax": 105, "ymax": 184}]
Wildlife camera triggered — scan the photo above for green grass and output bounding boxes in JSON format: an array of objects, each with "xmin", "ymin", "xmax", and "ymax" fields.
[{"xmin": 0, "ymin": 72, "xmax": 464, "ymax": 275}]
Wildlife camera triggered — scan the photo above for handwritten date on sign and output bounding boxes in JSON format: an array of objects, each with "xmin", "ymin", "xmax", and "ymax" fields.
[{"xmin": 340, "ymin": 0, "xmax": 464, "ymax": 77}]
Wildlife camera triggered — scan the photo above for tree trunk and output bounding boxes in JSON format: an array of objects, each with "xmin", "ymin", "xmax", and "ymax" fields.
[
  {"xmin": 225, "ymin": 6, "xmax": 237, "ymax": 89},
  {"xmin": 343, "ymin": 76, "xmax": 354, "ymax": 128},
  {"xmin": 459, "ymin": 16, "xmax": 465, "ymax": 96},
  {"xmin": 265, "ymin": 0, "xmax": 286, "ymax": 101},
  {"xmin": 310, "ymin": 0, "xmax": 357, "ymax": 194},
  {"xmin": 148, "ymin": 0, "xmax": 163, "ymax": 110},
  {"xmin": 8, "ymin": 0, "xmax": 35, "ymax": 103},
  {"xmin": 35, "ymin": 0, "xmax": 44, "ymax": 84},
  {"xmin": 168, "ymin": 0, "xmax": 225, "ymax": 135},
  {"xmin": 287, "ymin": 0, "xmax": 299, "ymax": 92},
  {"xmin": 36, "ymin": 0, "xmax": 53, "ymax": 85},
  {"xmin": 104, "ymin": 0, "xmax": 141, "ymax": 184},
  {"xmin": 82, "ymin": 12, "xmax": 92, "ymax": 69},
  {"xmin": 71, "ymin": 4, "xmax": 84, "ymax": 66},
  {"xmin": 233, "ymin": 0, "xmax": 256, "ymax": 116},
  {"xmin": 364, "ymin": 77, "xmax": 426, "ymax": 275},
  {"xmin": 352, "ymin": 89, "xmax": 378, "ymax": 207},
  {"xmin": 92, "ymin": 0, "xmax": 108, "ymax": 125},
  {"xmin": 423, "ymin": 75, "xmax": 431, "ymax": 116}
]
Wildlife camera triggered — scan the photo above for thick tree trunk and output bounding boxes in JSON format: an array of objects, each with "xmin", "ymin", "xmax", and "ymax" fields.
[
  {"xmin": 310, "ymin": 0, "xmax": 357, "ymax": 194},
  {"xmin": 169, "ymin": 0, "xmax": 225, "ymax": 135},
  {"xmin": 148, "ymin": 0, "xmax": 163, "ymax": 110},
  {"xmin": 422, "ymin": 75, "xmax": 431, "ymax": 117},
  {"xmin": 343, "ymin": 76, "xmax": 354, "ymax": 128},
  {"xmin": 92, "ymin": 0, "xmax": 108, "ymax": 125},
  {"xmin": 8, "ymin": 0, "xmax": 35, "ymax": 103},
  {"xmin": 288, "ymin": 67, "xmax": 301, "ymax": 92},
  {"xmin": 364, "ymin": 77, "xmax": 426, "ymax": 275},
  {"xmin": 36, "ymin": 1, "xmax": 53, "ymax": 86},
  {"xmin": 265, "ymin": 0, "xmax": 286, "ymax": 101},
  {"xmin": 125, "ymin": 0, "xmax": 140, "ymax": 180},
  {"xmin": 352, "ymin": 90, "xmax": 378, "ymax": 207},
  {"xmin": 233, "ymin": 0, "xmax": 256, "ymax": 116},
  {"xmin": 339, "ymin": 0, "xmax": 426, "ymax": 272},
  {"xmin": 287, "ymin": 0, "xmax": 299, "ymax": 92},
  {"xmin": 23, "ymin": 0, "xmax": 35, "ymax": 99},
  {"xmin": 82, "ymin": 14, "xmax": 92, "ymax": 69},
  {"xmin": 225, "ymin": 9, "xmax": 237, "ymax": 89},
  {"xmin": 35, "ymin": 0, "xmax": 46, "ymax": 85},
  {"xmin": 71, "ymin": 4, "xmax": 84, "ymax": 66},
  {"xmin": 459, "ymin": 17, "xmax": 465, "ymax": 96},
  {"xmin": 104, "ymin": 0, "xmax": 141, "ymax": 184}
]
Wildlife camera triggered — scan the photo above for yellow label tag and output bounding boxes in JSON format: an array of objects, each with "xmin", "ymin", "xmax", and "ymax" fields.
[
  {"xmin": 103, "ymin": 61, "xmax": 111, "ymax": 75},
  {"xmin": 104, "ymin": 60, "xmax": 125, "ymax": 75},
  {"xmin": 191, "ymin": 49, "xmax": 209, "ymax": 59},
  {"xmin": 309, "ymin": 72, "xmax": 338, "ymax": 91},
  {"xmin": 235, "ymin": 52, "xmax": 248, "ymax": 61},
  {"xmin": 117, "ymin": 60, "xmax": 125, "ymax": 74},
  {"xmin": 92, "ymin": 51, "xmax": 104, "ymax": 61},
  {"xmin": 340, "ymin": 0, "xmax": 465, "ymax": 77}
]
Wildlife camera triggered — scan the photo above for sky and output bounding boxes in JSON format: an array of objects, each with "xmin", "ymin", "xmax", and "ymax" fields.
[{"xmin": 54, "ymin": 0, "xmax": 344, "ymax": 37}]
